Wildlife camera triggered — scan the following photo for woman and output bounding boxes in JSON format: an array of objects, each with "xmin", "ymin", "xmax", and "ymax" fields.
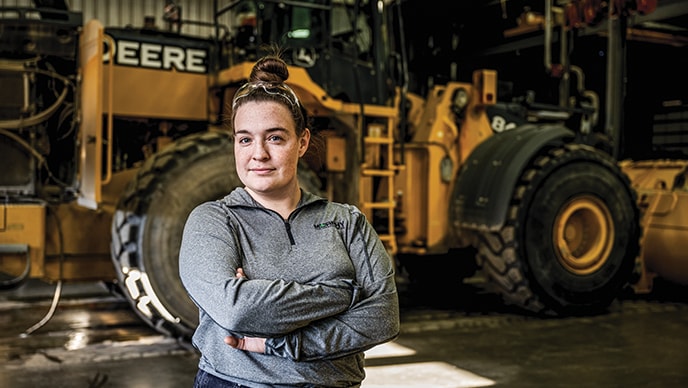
[{"xmin": 179, "ymin": 52, "xmax": 400, "ymax": 388}]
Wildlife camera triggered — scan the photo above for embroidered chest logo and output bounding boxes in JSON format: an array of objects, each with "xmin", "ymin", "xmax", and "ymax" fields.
[{"xmin": 314, "ymin": 220, "xmax": 345, "ymax": 230}]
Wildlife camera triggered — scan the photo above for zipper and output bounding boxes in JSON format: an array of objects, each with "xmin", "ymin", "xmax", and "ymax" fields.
[{"xmin": 284, "ymin": 219, "xmax": 295, "ymax": 245}]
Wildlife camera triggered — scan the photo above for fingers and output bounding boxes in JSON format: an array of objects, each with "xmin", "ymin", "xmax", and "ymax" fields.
[
  {"xmin": 236, "ymin": 267, "xmax": 245, "ymax": 279},
  {"xmin": 224, "ymin": 335, "xmax": 241, "ymax": 348},
  {"xmin": 224, "ymin": 335, "xmax": 266, "ymax": 353}
]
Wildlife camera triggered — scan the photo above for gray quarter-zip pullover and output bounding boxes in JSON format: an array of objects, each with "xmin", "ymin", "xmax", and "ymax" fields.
[{"xmin": 179, "ymin": 188, "xmax": 399, "ymax": 387}]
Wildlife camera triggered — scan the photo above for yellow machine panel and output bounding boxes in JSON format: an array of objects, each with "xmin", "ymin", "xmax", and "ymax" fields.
[
  {"xmin": 0, "ymin": 203, "xmax": 46, "ymax": 279},
  {"xmin": 102, "ymin": 66, "xmax": 208, "ymax": 120}
]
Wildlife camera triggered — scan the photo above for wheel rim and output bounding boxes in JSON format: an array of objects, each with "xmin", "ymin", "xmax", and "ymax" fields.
[{"xmin": 553, "ymin": 195, "xmax": 614, "ymax": 275}]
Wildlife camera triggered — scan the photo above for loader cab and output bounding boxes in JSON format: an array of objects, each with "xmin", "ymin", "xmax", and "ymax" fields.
[{"xmin": 220, "ymin": 0, "xmax": 395, "ymax": 105}]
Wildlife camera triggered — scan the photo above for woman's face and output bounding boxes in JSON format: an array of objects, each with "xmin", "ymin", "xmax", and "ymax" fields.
[{"xmin": 233, "ymin": 100, "xmax": 309, "ymax": 197}]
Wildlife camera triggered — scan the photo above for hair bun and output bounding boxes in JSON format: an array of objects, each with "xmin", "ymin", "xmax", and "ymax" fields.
[{"xmin": 249, "ymin": 56, "xmax": 289, "ymax": 84}]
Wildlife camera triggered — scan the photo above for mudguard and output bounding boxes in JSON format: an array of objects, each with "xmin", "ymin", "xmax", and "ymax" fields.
[{"xmin": 452, "ymin": 123, "xmax": 575, "ymax": 231}]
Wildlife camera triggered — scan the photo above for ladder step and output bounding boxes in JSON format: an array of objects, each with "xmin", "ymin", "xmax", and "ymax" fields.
[
  {"xmin": 362, "ymin": 169, "xmax": 395, "ymax": 177},
  {"xmin": 364, "ymin": 136, "xmax": 393, "ymax": 145},
  {"xmin": 362, "ymin": 202, "xmax": 395, "ymax": 209}
]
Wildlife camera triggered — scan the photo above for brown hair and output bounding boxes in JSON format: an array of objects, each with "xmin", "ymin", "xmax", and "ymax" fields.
[{"xmin": 230, "ymin": 52, "xmax": 308, "ymax": 136}]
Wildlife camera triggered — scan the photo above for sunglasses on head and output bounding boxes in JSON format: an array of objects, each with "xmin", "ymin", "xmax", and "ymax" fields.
[{"xmin": 231, "ymin": 82, "xmax": 301, "ymax": 111}]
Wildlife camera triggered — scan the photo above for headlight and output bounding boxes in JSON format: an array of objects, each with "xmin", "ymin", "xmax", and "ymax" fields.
[{"xmin": 452, "ymin": 87, "xmax": 469, "ymax": 112}]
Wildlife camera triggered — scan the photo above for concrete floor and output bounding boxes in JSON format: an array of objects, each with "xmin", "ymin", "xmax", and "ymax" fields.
[{"xmin": 2, "ymin": 278, "xmax": 688, "ymax": 387}]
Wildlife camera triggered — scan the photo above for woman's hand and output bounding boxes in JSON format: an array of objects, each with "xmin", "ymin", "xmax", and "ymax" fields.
[
  {"xmin": 224, "ymin": 335, "xmax": 266, "ymax": 353},
  {"xmin": 224, "ymin": 267, "xmax": 266, "ymax": 353}
]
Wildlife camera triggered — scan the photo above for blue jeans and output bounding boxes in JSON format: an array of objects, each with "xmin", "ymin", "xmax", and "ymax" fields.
[{"xmin": 193, "ymin": 369, "xmax": 250, "ymax": 388}]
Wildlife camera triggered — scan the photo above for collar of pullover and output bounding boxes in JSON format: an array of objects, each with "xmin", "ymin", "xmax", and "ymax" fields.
[{"xmin": 222, "ymin": 187, "xmax": 326, "ymax": 212}]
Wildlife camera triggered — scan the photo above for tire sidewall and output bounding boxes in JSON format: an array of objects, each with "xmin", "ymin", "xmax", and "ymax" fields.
[{"xmin": 522, "ymin": 159, "xmax": 638, "ymax": 308}]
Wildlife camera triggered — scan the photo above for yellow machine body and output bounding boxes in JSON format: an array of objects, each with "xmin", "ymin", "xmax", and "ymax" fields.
[{"xmin": 621, "ymin": 160, "xmax": 688, "ymax": 291}]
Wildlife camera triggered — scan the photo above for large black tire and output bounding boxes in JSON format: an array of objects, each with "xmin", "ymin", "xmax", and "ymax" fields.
[
  {"xmin": 111, "ymin": 131, "xmax": 321, "ymax": 339},
  {"xmin": 477, "ymin": 143, "xmax": 640, "ymax": 316}
]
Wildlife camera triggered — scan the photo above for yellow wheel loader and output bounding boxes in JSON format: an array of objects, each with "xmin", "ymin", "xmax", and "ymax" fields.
[{"xmin": 1, "ymin": 0, "xmax": 687, "ymax": 339}]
